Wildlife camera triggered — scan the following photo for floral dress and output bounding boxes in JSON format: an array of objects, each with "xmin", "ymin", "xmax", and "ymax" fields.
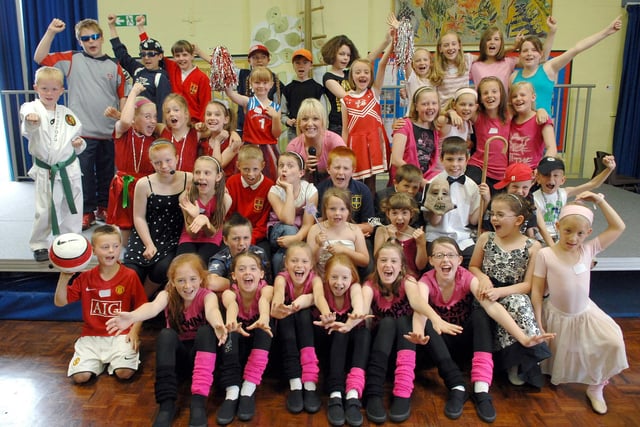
[{"xmin": 481, "ymin": 232, "xmax": 551, "ymax": 386}]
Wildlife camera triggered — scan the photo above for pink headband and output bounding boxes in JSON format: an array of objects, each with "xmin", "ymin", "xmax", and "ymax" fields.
[
  {"xmin": 135, "ymin": 97, "xmax": 153, "ymax": 109},
  {"xmin": 558, "ymin": 204, "xmax": 594, "ymax": 225}
]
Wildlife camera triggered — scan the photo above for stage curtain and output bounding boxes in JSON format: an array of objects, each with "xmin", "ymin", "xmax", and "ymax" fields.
[{"xmin": 613, "ymin": 5, "xmax": 640, "ymax": 177}]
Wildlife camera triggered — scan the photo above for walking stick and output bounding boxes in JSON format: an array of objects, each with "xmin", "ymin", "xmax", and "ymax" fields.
[{"xmin": 477, "ymin": 135, "xmax": 509, "ymax": 236}]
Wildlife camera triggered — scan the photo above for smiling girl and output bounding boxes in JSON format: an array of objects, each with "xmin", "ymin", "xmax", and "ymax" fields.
[
  {"xmin": 198, "ymin": 100, "xmax": 242, "ymax": 178},
  {"xmin": 106, "ymin": 253, "xmax": 227, "ymax": 427}
]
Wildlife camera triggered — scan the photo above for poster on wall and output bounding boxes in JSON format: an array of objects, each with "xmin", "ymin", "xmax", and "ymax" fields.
[{"xmin": 395, "ymin": 0, "xmax": 552, "ymax": 44}]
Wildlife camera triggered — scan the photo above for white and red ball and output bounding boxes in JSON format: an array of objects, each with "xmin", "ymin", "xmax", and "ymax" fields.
[{"xmin": 49, "ymin": 233, "xmax": 93, "ymax": 273}]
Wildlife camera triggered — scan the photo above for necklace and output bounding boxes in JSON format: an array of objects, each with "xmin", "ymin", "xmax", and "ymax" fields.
[
  {"xmin": 171, "ymin": 131, "xmax": 188, "ymax": 171},
  {"xmin": 131, "ymin": 131, "xmax": 146, "ymax": 174}
]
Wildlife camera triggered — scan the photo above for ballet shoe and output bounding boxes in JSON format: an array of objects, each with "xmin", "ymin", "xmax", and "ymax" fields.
[{"xmin": 586, "ymin": 390, "xmax": 608, "ymax": 414}]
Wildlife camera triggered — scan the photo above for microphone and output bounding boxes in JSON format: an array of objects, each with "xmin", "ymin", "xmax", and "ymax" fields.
[
  {"xmin": 307, "ymin": 147, "xmax": 318, "ymax": 183},
  {"xmin": 170, "ymin": 170, "xmax": 176, "ymax": 175}
]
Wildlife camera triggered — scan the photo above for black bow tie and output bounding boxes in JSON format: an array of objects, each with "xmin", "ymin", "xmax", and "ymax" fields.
[{"xmin": 447, "ymin": 175, "xmax": 466, "ymax": 185}]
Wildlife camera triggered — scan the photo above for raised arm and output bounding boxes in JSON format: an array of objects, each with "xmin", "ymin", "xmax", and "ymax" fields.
[
  {"xmin": 545, "ymin": 16, "xmax": 622, "ymax": 80},
  {"xmin": 566, "ymin": 155, "xmax": 615, "ymax": 197},
  {"xmin": 34, "ymin": 19, "xmax": 66, "ymax": 63},
  {"xmin": 115, "ymin": 82, "xmax": 145, "ymax": 137},
  {"xmin": 541, "ymin": 16, "xmax": 558, "ymax": 60},
  {"xmin": 578, "ymin": 191, "xmax": 625, "ymax": 250}
]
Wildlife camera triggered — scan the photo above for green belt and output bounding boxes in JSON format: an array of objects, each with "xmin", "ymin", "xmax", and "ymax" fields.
[
  {"xmin": 35, "ymin": 152, "xmax": 77, "ymax": 235},
  {"xmin": 121, "ymin": 175, "xmax": 135, "ymax": 208}
]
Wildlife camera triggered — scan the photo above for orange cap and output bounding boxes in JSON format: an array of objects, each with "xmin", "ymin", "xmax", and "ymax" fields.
[{"xmin": 292, "ymin": 48, "xmax": 313, "ymax": 62}]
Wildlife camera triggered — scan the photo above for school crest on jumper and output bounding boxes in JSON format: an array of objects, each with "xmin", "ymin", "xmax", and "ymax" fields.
[
  {"xmin": 253, "ymin": 197, "xmax": 265, "ymax": 212},
  {"xmin": 190, "ymin": 83, "xmax": 198, "ymax": 95},
  {"xmin": 351, "ymin": 194, "xmax": 362, "ymax": 211}
]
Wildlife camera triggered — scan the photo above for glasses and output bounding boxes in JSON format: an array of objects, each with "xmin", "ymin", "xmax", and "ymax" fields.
[
  {"xmin": 79, "ymin": 33, "xmax": 101, "ymax": 42},
  {"xmin": 487, "ymin": 211, "xmax": 517, "ymax": 220},
  {"xmin": 431, "ymin": 253, "xmax": 459, "ymax": 260},
  {"xmin": 139, "ymin": 51, "xmax": 160, "ymax": 58}
]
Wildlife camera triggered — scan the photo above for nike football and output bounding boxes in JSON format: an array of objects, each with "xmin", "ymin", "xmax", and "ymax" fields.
[{"xmin": 49, "ymin": 233, "xmax": 93, "ymax": 272}]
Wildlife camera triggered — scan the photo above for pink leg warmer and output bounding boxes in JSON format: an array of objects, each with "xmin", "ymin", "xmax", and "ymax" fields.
[
  {"xmin": 300, "ymin": 346, "xmax": 320, "ymax": 383},
  {"xmin": 191, "ymin": 351, "xmax": 216, "ymax": 397},
  {"xmin": 345, "ymin": 367, "xmax": 366, "ymax": 398},
  {"xmin": 392, "ymin": 349, "xmax": 416, "ymax": 398},
  {"xmin": 243, "ymin": 349, "xmax": 269, "ymax": 385},
  {"xmin": 471, "ymin": 351, "xmax": 494, "ymax": 385}
]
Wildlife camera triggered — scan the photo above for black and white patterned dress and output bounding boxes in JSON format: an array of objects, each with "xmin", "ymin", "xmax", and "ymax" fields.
[{"xmin": 481, "ymin": 232, "xmax": 551, "ymax": 386}]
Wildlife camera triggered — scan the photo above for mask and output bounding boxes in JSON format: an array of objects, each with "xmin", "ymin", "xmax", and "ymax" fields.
[{"xmin": 423, "ymin": 177, "xmax": 456, "ymax": 215}]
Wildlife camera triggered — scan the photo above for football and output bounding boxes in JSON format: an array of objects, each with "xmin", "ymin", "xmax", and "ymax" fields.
[{"xmin": 49, "ymin": 233, "xmax": 93, "ymax": 273}]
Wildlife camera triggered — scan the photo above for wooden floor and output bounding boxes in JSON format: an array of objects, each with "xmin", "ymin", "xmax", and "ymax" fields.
[{"xmin": 0, "ymin": 319, "xmax": 639, "ymax": 427}]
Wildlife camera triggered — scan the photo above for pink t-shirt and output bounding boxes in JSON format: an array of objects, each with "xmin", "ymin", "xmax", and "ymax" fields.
[
  {"xmin": 470, "ymin": 56, "xmax": 519, "ymax": 91},
  {"xmin": 286, "ymin": 131, "xmax": 346, "ymax": 174},
  {"xmin": 468, "ymin": 113, "xmax": 510, "ymax": 180},
  {"xmin": 509, "ymin": 115, "xmax": 554, "ymax": 169}
]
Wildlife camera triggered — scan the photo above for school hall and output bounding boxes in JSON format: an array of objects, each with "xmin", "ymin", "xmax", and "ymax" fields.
[{"xmin": 2, "ymin": 1, "xmax": 640, "ymax": 426}]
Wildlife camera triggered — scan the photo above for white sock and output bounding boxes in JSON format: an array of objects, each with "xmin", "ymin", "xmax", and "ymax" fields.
[
  {"xmin": 303, "ymin": 381, "xmax": 316, "ymax": 391},
  {"xmin": 330, "ymin": 391, "xmax": 342, "ymax": 399},
  {"xmin": 452, "ymin": 385, "xmax": 465, "ymax": 392},
  {"xmin": 225, "ymin": 385, "xmax": 239, "ymax": 400},
  {"xmin": 241, "ymin": 381, "xmax": 257, "ymax": 396},
  {"xmin": 346, "ymin": 389, "xmax": 359, "ymax": 400},
  {"xmin": 474, "ymin": 381, "xmax": 490, "ymax": 394},
  {"xmin": 289, "ymin": 378, "xmax": 302, "ymax": 391}
]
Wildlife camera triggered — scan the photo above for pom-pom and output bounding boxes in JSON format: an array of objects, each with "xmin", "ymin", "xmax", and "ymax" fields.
[
  {"xmin": 209, "ymin": 46, "xmax": 238, "ymax": 91},
  {"xmin": 393, "ymin": 17, "xmax": 414, "ymax": 72}
]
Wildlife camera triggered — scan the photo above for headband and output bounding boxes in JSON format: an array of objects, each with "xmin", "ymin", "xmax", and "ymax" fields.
[
  {"xmin": 454, "ymin": 87, "xmax": 477, "ymax": 102},
  {"xmin": 286, "ymin": 151, "xmax": 305, "ymax": 170},
  {"xmin": 558, "ymin": 204, "xmax": 594, "ymax": 225},
  {"xmin": 199, "ymin": 155, "xmax": 222, "ymax": 172},
  {"xmin": 150, "ymin": 138, "xmax": 173, "ymax": 147},
  {"xmin": 135, "ymin": 97, "xmax": 153, "ymax": 109},
  {"xmin": 413, "ymin": 85, "xmax": 437, "ymax": 105}
]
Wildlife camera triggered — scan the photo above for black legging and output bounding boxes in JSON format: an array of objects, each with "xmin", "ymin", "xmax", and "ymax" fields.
[{"xmin": 277, "ymin": 308, "xmax": 315, "ymax": 380}]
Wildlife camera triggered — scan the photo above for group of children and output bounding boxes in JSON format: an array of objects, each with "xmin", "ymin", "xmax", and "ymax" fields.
[{"xmin": 19, "ymin": 9, "xmax": 629, "ymax": 427}]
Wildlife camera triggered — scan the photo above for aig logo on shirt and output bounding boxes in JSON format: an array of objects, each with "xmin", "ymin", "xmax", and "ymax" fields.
[{"xmin": 90, "ymin": 299, "xmax": 122, "ymax": 317}]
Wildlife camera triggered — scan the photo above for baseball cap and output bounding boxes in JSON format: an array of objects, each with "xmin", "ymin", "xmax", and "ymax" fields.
[
  {"xmin": 139, "ymin": 38, "xmax": 163, "ymax": 53},
  {"xmin": 292, "ymin": 48, "xmax": 313, "ymax": 62},
  {"xmin": 537, "ymin": 156, "xmax": 565, "ymax": 175},
  {"xmin": 494, "ymin": 163, "xmax": 534, "ymax": 189},
  {"xmin": 248, "ymin": 44, "xmax": 270, "ymax": 58}
]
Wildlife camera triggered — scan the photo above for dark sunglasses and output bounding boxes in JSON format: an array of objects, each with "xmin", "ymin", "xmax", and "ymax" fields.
[
  {"xmin": 139, "ymin": 51, "xmax": 160, "ymax": 58},
  {"xmin": 79, "ymin": 33, "xmax": 101, "ymax": 42}
]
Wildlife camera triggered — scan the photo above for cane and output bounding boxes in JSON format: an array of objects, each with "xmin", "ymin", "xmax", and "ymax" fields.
[{"xmin": 478, "ymin": 135, "xmax": 509, "ymax": 236}]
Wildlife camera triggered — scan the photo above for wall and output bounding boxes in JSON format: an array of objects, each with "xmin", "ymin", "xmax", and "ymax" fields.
[{"xmin": 98, "ymin": 0, "xmax": 627, "ymax": 177}]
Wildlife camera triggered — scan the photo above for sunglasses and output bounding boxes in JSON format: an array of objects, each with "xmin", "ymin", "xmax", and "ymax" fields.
[
  {"xmin": 139, "ymin": 51, "xmax": 160, "ymax": 58},
  {"xmin": 79, "ymin": 33, "xmax": 101, "ymax": 42}
]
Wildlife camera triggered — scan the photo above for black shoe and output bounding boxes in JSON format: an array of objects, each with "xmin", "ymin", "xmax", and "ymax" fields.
[
  {"xmin": 304, "ymin": 388, "xmax": 322, "ymax": 413},
  {"xmin": 237, "ymin": 394, "xmax": 256, "ymax": 421},
  {"xmin": 189, "ymin": 395, "xmax": 208, "ymax": 427},
  {"xmin": 33, "ymin": 248, "xmax": 49, "ymax": 262},
  {"xmin": 389, "ymin": 396, "xmax": 411, "ymax": 423},
  {"xmin": 327, "ymin": 397, "xmax": 345, "ymax": 426},
  {"xmin": 472, "ymin": 392, "xmax": 496, "ymax": 423},
  {"xmin": 345, "ymin": 398, "xmax": 363, "ymax": 427},
  {"xmin": 152, "ymin": 401, "xmax": 176, "ymax": 427},
  {"xmin": 444, "ymin": 389, "xmax": 467, "ymax": 419},
  {"xmin": 286, "ymin": 389, "xmax": 304, "ymax": 414},
  {"xmin": 365, "ymin": 396, "xmax": 387, "ymax": 424},
  {"xmin": 216, "ymin": 398, "xmax": 237, "ymax": 425}
]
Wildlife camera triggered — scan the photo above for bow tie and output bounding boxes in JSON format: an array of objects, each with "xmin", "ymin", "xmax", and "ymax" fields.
[{"xmin": 447, "ymin": 175, "xmax": 466, "ymax": 185}]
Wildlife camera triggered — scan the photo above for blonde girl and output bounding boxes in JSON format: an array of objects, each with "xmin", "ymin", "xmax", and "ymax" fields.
[
  {"xmin": 469, "ymin": 193, "xmax": 553, "ymax": 387},
  {"xmin": 437, "ymin": 87, "xmax": 478, "ymax": 146},
  {"xmin": 106, "ymin": 82, "xmax": 157, "ymax": 245},
  {"xmin": 106, "ymin": 253, "xmax": 227, "ymax": 427},
  {"xmin": 390, "ymin": 86, "xmax": 441, "ymax": 186},
  {"xmin": 271, "ymin": 242, "xmax": 329, "ymax": 415},
  {"xmin": 431, "ymin": 31, "xmax": 475, "ymax": 108},
  {"xmin": 216, "ymin": 252, "xmax": 274, "ymax": 424},
  {"xmin": 198, "ymin": 100, "xmax": 242, "ymax": 178},
  {"xmin": 124, "ymin": 139, "xmax": 191, "ymax": 295},
  {"xmin": 508, "ymin": 81, "xmax": 557, "ymax": 168},
  {"xmin": 374, "ymin": 192, "xmax": 428, "ymax": 277},
  {"xmin": 403, "ymin": 47, "xmax": 437, "ymax": 103},
  {"xmin": 225, "ymin": 66, "xmax": 282, "ymax": 181},
  {"xmin": 532, "ymin": 194, "xmax": 627, "ymax": 414},
  {"xmin": 177, "ymin": 156, "xmax": 232, "ymax": 264},
  {"xmin": 267, "ymin": 151, "xmax": 318, "ymax": 274},
  {"xmin": 158, "ymin": 93, "xmax": 199, "ymax": 172},
  {"xmin": 314, "ymin": 255, "xmax": 370, "ymax": 427},
  {"xmin": 306, "ymin": 187, "xmax": 369, "ymax": 278},
  {"xmin": 341, "ymin": 46, "xmax": 392, "ymax": 195}
]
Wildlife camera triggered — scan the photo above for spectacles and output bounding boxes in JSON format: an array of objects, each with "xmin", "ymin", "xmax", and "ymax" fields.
[
  {"xmin": 139, "ymin": 51, "xmax": 160, "ymax": 58},
  {"xmin": 79, "ymin": 33, "xmax": 101, "ymax": 42},
  {"xmin": 431, "ymin": 253, "xmax": 459, "ymax": 260},
  {"xmin": 487, "ymin": 211, "xmax": 517, "ymax": 220}
]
